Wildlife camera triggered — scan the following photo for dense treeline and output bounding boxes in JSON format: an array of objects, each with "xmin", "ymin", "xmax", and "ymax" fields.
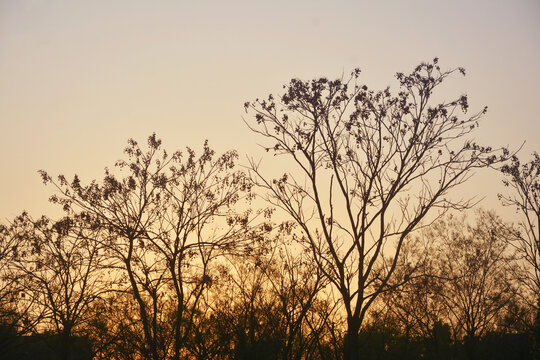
[{"xmin": 0, "ymin": 59, "xmax": 539, "ymax": 360}]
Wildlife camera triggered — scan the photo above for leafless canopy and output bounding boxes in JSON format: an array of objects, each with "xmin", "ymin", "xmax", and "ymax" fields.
[{"xmin": 244, "ymin": 58, "xmax": 509, "ymax": 358}]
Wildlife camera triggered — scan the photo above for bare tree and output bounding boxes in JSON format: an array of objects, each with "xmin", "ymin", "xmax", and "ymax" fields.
[
  {"xmin": 13, "ymin": 213, "xmax": 109, "ymax": 360},
  {"xmin": 423, "ymin": 210, "xmax": 518, "ymax": 358},
  {"xmin": 87, "ymin": 291, "xmax": 148, "ymax": 360},
  {"xmin": 39, "ymin": 134, "xmax": 253, "ymax": 360},
  {"xmin": 210, "ymin": 247, "xmax": 283, "ymax": 359},
  {"xmin": 244, "ymin": 58, "xmax": 508, "ymax": 360},
  {"xmin": 377, "ymin": 234, "xmax": 451, "ymax": 359},
  {"xmin": 500, "ymin": 153, "xmax": 540, "ymax": 295},
  {"xmin": 0, "ymin": 214, "xmax": 44, "ymax": 336},
  {"xmin": 261, "ymin": 229, "xmax": 327, "ymax": 360},
  {"xmin": 196, "ymin": 227, "xmax": 333, "ymax": 360},
  {"xmin": 499, "ymin": 153, "xmax": 540, "ymax": 358}
]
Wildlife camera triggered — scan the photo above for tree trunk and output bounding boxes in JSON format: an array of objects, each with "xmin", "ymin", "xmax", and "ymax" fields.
[
  {"xmin": 464, "ymin": 334, "xmax": 477, "ymax": 360},
  {"xmin": 61, "ymin": 330, "xmax": 72, "ymax": 360},
  {"xmin": 343, "ymin": 320, "xmax": 360, "ymax": 360}
]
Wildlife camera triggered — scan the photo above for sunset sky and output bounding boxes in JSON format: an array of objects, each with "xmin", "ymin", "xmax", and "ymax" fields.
[{"xmin": 1, "ymin": 0, "xmax": 539, "ymax": 220}]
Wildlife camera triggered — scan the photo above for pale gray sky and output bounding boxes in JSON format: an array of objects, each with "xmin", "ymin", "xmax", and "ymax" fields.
[{"xmin": 1, "ymin": 0, "xmax": 539, "ymax": 219}]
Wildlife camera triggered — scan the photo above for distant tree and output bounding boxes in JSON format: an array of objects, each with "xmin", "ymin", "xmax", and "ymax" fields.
[
  {"xmin": 303, "ymin": 289, "xmax": 344, "ymax": 360},
  {"xmin": 194, "ymin": 224, "xmax": 335, "ymax": 360},
  {"xmin": 0, "ymin": 213, "xmax": 46, "ymax": 360},
  {"xmin": 86, "ymin": 291, "xmax": 147, "ymax": 360},
  {"xmin": 39, "ymin": 134, "xmax": 254, "ymax": 360},
  {"xmin": 261, "ymin": 229, "xmax": 328, "ymax": 360},
  {"xmin": 499, "ymin": 153, "xmax": 540, "ymax": 358},
  {"xmin": 13, "ymin": 213, "xmax": 109, "ymax": 360},
  {"xmin": 245, "ymin": 58, "xmax": 508, "ymax": 360},
  {"xmin": 427, "ymin": 210, "xmax": 518, "ymax": 359},
  {"xmin": 0, "ymin": 215, "xmax": 36, "ymax": 335},
  {"xmin": 377, "ymin": 236, "xmax": 452, "ymax": 360},
  {"xmin": 212, "ymin": 248, "xmax": 283, "ymax": 359},
  {"xmin": 500, "ymin": 153, "xmax": 540, "ymax": 295}
]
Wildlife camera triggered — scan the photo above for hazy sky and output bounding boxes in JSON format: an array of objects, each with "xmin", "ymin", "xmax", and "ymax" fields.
[{"xmin": 1, "ymin": 0, "xmax": 539, "ymax": 220}]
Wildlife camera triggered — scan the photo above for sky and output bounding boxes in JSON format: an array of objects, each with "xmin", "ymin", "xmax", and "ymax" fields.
[{"xmin": 0, "ymin": 0, "xmax": 539, "ymax": 221}]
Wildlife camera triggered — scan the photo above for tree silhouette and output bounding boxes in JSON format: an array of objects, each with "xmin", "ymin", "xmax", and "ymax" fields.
[
  {"xmin": 13, "ymin": 213, "xmax": 108, "ymax": 360},
  {"xmin": 500, "ymin": 153, "xmax": 540, "ymax": 295},
  {"xmin": 377, "ymin": 234, "xmax": 452, "ymax": 360},
  {"xmin": 427, "ymin": 210, "xmax": 518, "ymax": 359},
  {"xmin": 499, "ymin": 152, "xmax": 540, "ymax": 359},
  {"xmin": 245, "ymin": 58, "xmax": 509, "ymax": 360},
  {"xmin": 0, "ymin": 215, "xmax": 36, "ymax": 335},
  {"xmin": 39, "ymin": 134, "xmax": 254, "ymax": 360}
]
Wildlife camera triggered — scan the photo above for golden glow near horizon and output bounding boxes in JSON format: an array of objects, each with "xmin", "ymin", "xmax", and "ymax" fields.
[{"xmin": 0, "ymin": 0, "xmax": 539, "ymax": 220}]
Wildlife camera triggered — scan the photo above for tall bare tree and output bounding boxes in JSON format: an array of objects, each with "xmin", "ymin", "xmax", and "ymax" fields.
[
  {"xmin": 39, "ymin": 134, "xmax": 253, "ymax": 360},
  {"xmin": 245, "ymin": 58, "xmax": 508, "ymax": 360}
]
